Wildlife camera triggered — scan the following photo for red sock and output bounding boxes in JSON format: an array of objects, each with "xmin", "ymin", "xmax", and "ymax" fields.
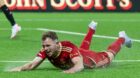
[
  {"xmin": 107, "ymin": 38, "xmax": 125, "ymax": 55},
  {"xmin": 80, "ymin": 28, "xmax": 95, "ymax": 50}
]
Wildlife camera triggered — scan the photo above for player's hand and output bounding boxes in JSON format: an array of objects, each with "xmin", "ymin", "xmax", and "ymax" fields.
[
  {"xmin": 63, "ymin": 70, "xmax": 75, "ymax": 74},
  {"xmin": 9, "ymin": 67, "xmax": 21, "ymax": 72}
]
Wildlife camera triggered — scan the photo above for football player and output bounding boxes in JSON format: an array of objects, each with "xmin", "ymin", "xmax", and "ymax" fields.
[{"xmin": 10, "ymin": 21, "xmax": 132, "ymax": 73}]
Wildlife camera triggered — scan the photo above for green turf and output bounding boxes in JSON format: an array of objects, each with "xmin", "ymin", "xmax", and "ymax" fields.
[{"xmin": 0, "ymin": 12, "xmax": 140, "ymax": 78}]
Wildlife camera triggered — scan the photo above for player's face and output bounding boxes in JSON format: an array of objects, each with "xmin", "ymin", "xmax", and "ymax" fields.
[{"xmin": 42, "ymin": 38, "xmax": 58, "ymax": 57}]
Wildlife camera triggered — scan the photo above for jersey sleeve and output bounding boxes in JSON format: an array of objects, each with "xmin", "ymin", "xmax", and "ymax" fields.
[{"xmin": 37, "ymin": 51, "xmax": 47, "ymax": 59}]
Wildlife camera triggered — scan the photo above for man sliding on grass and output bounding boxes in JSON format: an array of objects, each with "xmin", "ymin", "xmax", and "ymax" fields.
[{"xmin": 10, "ymin": 21, "xmax": 132, "ymax": 73}]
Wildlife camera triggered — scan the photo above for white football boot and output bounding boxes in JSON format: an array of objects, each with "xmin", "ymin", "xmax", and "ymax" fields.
[
  {"xmin": 88, "ymin": 20, "xmax": 98, "ymax": 30},
  {"xmin": 119, "ymin": 31, "xmax": 132, "ymax": 48},
  {"xmin": 11, "ymin": 24, "xmax": 21, "ymax": 39}
]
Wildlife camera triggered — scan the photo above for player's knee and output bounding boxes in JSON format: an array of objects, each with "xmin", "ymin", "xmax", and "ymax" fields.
[{"xmin": 105, "ymin": 51, "xmax": 114, "ymax": 62}]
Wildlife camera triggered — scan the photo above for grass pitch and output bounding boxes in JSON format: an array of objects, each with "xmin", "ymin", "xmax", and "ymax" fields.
[{"xmin": 0, "ymin": 12, "xmax": 140, "ymax": 78}]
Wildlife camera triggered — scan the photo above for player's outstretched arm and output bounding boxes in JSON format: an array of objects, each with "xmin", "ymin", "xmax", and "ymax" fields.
[
  {"xmin": 63, "ymin": 56, "xmax": 84, "ymax": 74},
  {"xmin": 10, "ymin": 57, "xmax": 44, "ymax": 72}
]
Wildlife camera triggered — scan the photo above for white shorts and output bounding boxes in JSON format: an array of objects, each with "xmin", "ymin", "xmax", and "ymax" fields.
[{"xmin": 0, "ymin": 0, "xmax": 5, "ymax": 7}]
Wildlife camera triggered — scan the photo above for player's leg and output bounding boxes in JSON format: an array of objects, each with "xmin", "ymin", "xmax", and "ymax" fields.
[
  {"xmin": 0, "ymin": 4, "xmax": 21, "ymax": 39},
  {"xmin": 80, "ymin": 21, "xmax": 97, "ymax": 50},
  {"xmin": 107, "ymin": 31, "xmax": 132, "ymax": 56},
  {"xmin": 96, "ymin": 31, "xmax": 132, "ymax": 67},
  {"xmin": 1, "ymin": 5, "xmax": 16, "ymax": 26},
  {"xmin": 101, "ymin": 31, "xmax": 132, "ymax": 66}
]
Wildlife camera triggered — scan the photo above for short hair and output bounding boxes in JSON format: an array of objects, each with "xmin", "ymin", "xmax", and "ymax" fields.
[{"xmin": 42, "ymin": 31, "xmax": 58, "ymax": 41}]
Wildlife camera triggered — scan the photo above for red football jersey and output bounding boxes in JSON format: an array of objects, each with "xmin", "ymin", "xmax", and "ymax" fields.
[
  {"xmin": 37, "ymin": 41, "xmax": 80, "ymax": 69},
  {"xmin": 37, "ymin": 41, "xmax": 108, "ymax": 69}
]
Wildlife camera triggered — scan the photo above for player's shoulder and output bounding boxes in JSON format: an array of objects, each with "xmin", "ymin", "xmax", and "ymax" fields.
[
  {"xmin": 60, "ymin": 41, "xmax": 78, "ymax": 49},
  {"xmin": 60, "ymin": 41, "xmax": 75, "ymax": 45}
]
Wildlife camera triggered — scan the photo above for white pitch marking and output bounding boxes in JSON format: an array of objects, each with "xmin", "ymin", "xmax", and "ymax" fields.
[
  {"xmin": 0, "ymin": 28, "xmax": 139, "ymax": 43},
  {"xmin": 37, "ymin": 28, "xmax": 140, "ymax": 43}
]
